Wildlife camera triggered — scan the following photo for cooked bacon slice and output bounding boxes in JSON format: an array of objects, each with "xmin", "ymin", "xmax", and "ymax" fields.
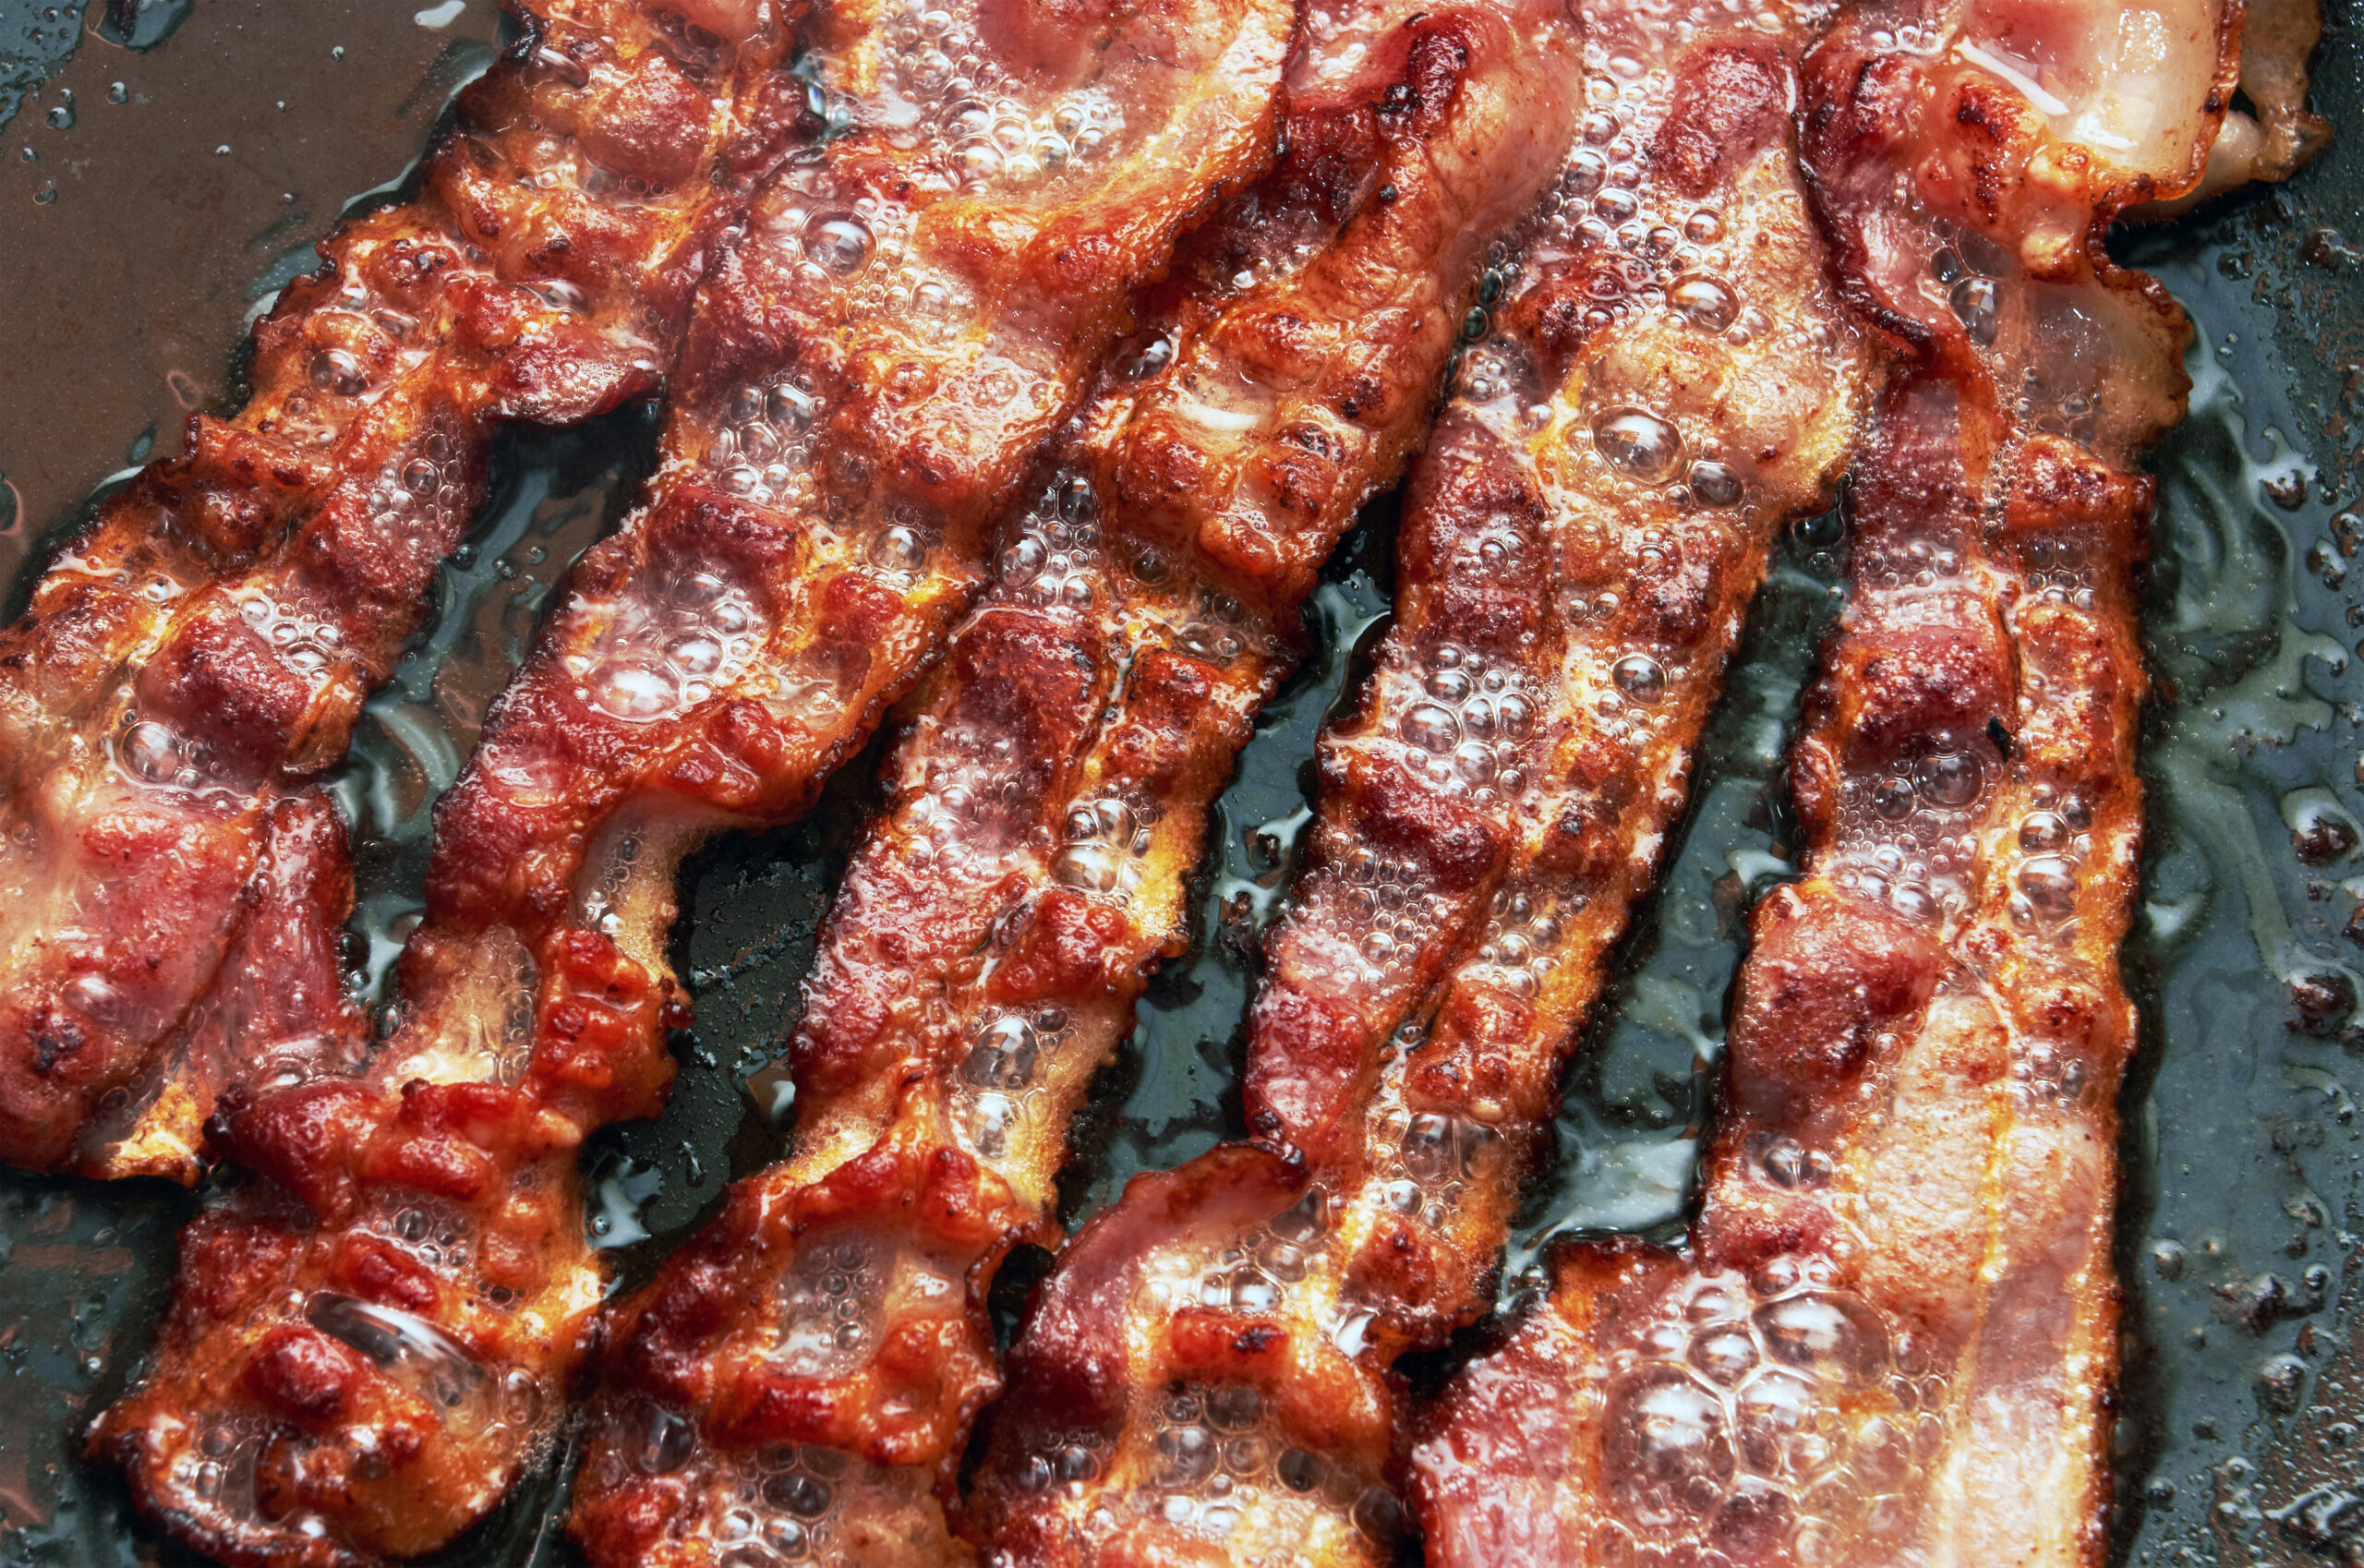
[
  {"xmin": 87, "ymin": 3, "xmax": 1297, "ymax": 1562},
  {"xmin": 2232, "ymin": 0, "xmax": 2332, "ymax": 178},
  {"xmin": 568, "ymin": 6, "xmax": 1584, "ymax": 1562},
  {"xmin": 966, "ymin": 6, "xmax": 1876, "ymax": 1562},
  {"xmin": 0, "ymin": 0, "xmax": 811, "ymax": 1181},
  {"xmin": 1409, "ymin": 0, "xmax": 2258, "ymax": 1561},
  {"xmin": 99, "ymin": 791, "xmax": 374, "ymax": 1187},
  {"xmin": 2152, "ymin": 0, "xmax": 2328, "ymax": 210}
]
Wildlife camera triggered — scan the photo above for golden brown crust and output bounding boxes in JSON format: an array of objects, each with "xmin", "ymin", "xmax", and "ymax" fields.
[
  {"xmin": 1411, "ymin": 0, "xmax": 2247, "ymax": 1558},
  {"xmin": 0, "ymin": 0, "xmax": 813, "ymax": 1180},
  {"xmin": 966, "ymin": 5, "xmax": 1876, "ymax": 1562},
  {"xmin": 88, "ymin": 2, "xmax": 1298, "ymax": 1562},
  {"xmin": 569, "ymin": 7, "xmax": 1585, "ymax": 1561}
]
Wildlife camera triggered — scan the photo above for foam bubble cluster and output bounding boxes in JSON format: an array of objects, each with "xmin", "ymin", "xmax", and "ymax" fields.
[
  {"xmin": 567, "ymin": 570, "xmax": 763, "ymax": 726},
  {"xmin": 1589, "ymin": 1262, "xmax": 1942, "ymax": 1564}
]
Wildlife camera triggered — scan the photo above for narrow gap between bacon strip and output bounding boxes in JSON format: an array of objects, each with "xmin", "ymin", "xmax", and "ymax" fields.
[
  {"xmin": 87, "ymin": 1, "xmax": 1296, "ymax": 1562},
  {"xmin": 1409, "ymin": 0, "xmax": 2286, "ymax": 1560},
  {"xmin": 0, "ymin": 0, "xmax": 812, "ymax": 1181},
  {"xmin": 966, "ymin": 1, "xmax": 1876, "ymax": 1561},
  {"xmin": 568, "ymin": 3, "xmax": 1581, "ymax": 1562}
]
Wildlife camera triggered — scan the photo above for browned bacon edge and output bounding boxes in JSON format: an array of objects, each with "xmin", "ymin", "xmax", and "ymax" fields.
[
  {"xmin": 1408, "ymin": 0, "xmax": 2268, "ymax": 1558},
  {"xmin": 0, "ymin": 0, "xmax": 811, "ymax": 1182},
  {"xmin": 87, "ymin": 0, "xmax": 1297, "ymax": 1562},
  {"xmin": 565, "ymin": 3, "xmax": 1583, "ymax": 1562},
  {"xmin": 965, "ymin": 6, "xmax": 1876, "ymax": 1562}
]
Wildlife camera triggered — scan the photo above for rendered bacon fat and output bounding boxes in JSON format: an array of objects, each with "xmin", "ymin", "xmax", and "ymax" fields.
[
  {"xmin": 0, "ymin": 0, "xmax": 810, "ymax": 1180},
  {"xmin": 569, "ymin": 4, "xmax": 1582, "ymax": 1562},
  {"xmin": 89, "ymin": 2, "xmax": 1295, "ymax": 1562},
  {"xmin": 968, "ymin": 4, "xmax": 1874, "ymax": 1562},
  {"xmin": 1410, "ymin": 0, "xmax": 2251, "ymax": 1561}
]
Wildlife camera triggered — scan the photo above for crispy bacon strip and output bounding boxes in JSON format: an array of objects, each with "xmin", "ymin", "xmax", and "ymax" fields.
[
  {"xmin": 1409, "ymin": 0, "xmax": 2261, "ymax": 1561},
  {"xmin": 966, "ymin": 6, "xmax": 1876, "ymax": 1562},
  {"xmin": 87, "ymin": 3, "xmax": 1296, "ymax": 1562},
  {"xmin": 0, "ymin": 0, "xmax": 811, "ymax": 1181},
  {"xmin": 568, "ymin": 5, "xmax": 1583, "ymax": 1562}
]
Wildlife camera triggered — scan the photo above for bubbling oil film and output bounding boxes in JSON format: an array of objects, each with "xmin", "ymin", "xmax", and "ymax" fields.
[{"xmin": 0, "ymin": 3, "xmax": 2360, "ymax": 1564}]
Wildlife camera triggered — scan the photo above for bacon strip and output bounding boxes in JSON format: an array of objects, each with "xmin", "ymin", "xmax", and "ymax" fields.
[
  {"xmin": 0, "ymin": 0, "xmax": 811, "ymax": 1181},
  {"xmin": 87, "ymin": 3, "xmax": 1296, "ymax": 1562},
  {"xmin": 2153, "ymin": 0, "xmax": 2329, "ymax": 210},
  {"xmin": 965, "ymin": 5, "xmax": 1876, "ymax": 1562},
  {"xmin": 2232, "ymin": 0, "xmax": 2332, "ymax": 178},
  {"xmin": 1408, "ymin": 0, "xmax": 2260, "ymax": 1561},
  {"xmin": 569, "ymin": 5, "xmax": 1583, "ymax": 1562}
]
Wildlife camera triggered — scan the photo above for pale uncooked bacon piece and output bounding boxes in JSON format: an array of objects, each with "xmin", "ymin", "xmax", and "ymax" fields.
[
  {"xmin": 0, "ymin": 0, "xmax": 811, "ymax": 1181},
  {"xmin": 966, "ymin": 5, "xmax": 1876, "ymax": 1562},
  {"xmin": 87, "ymin": 2, "xmax": 1296, "ymax": 1562},
  {"xmin": 2233, "ymin": 0, "xmax": 2332, "ymax": 177},
  {"xmin": 569, "ymin": 5, "xmax": 1582, "ymax": 1562},
  {"xmin": 1410, "ymin": 0, "xmax": 2258, "ymax": 1560},
  {"xmin": 2154, "ymin": 0, "xmax": 2328, "ymax": 210}
]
